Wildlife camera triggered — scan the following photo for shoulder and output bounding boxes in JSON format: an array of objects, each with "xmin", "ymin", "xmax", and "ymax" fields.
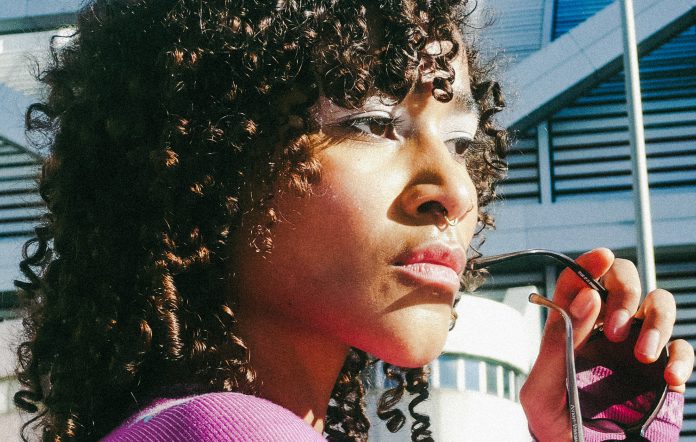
[{"xmin": 102, "ymin": 392, "xmax": 327, "ymax": 442}]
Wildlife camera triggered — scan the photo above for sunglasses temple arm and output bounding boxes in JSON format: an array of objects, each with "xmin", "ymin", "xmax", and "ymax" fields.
[
  {"xmin": 468, "ymin": 249, "xmax": 609, "ymax": 301},
  {"xmin": 529, "ymin": 293, "xmax": 584, "ymax": 442}
]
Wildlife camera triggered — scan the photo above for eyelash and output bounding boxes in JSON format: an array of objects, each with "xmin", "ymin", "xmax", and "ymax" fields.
[
  {"xmin": 336, "ymin": 115, "xmax": 474, "ymax": 158},
  {"xmin": 446, "ymin": 137, "xmax": 473, "ymax": 155},
  {"xmin": 339, "ymin": 115, "xmax": 403, "ymax": 140}
]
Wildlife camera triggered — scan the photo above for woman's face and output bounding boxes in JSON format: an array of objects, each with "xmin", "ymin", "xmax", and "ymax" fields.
[{"xmin": 233, "ymin": 50, "xmax": 479, "ymax": 368}]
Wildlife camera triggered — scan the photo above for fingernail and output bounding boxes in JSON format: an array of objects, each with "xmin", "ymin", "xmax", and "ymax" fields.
[
  {"xmin": 637, "ymin": 329, "xmax": 661, "ymax": 359},
  {"xmin": 608, "ymin": 309, "xmax": 631, "ymax": 340},
  {"xmin": 667, "ymin": 361, "xmax": 689, "ymax": 380},
  {"xmin": 570, "ymin": 290, "xmax": 595, "ymax": 319}
]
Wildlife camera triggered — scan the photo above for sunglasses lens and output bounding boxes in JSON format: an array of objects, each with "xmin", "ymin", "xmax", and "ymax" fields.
[{"xmin": 575, "ymin": 320, "xmax": 668, "ymax": 433}]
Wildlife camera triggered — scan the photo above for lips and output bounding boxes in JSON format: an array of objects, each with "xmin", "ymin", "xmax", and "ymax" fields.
[{"xmin": 393, "ymin": 243, "xmax": 466, "ymax": 293}]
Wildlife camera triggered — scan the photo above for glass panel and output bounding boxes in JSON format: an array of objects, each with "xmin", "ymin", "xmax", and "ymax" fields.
[
  {"xmin": 516, "ymin": 373, "xmax": 526, "ymax": 402},
  {"xmin": 486, "ymin": 362, "xmax": 498, "ymax": 395},
  {"xmin": 438, "ymin": 354, "xmax": 458, "ymax": 389},
  {"xmin": 503, "ymin": 367, "xmax": 511, "ymax": 399},
  {"xmin": 464, "ymin": 359, "xmax": 480, "ymax": 391}
]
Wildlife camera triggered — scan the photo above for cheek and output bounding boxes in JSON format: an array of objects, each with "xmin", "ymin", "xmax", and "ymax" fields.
[
  {"xmin": 292, "ymin": 167, "xmax": 389, "ymax": 288},
  {"xmin": 235, "ymin": 160, "xmax": 390, "ymax": 313},
  {"xmin": 233, "ymin": 150, "xmax": 461, "ymax": 366},
  {"xmin": 302, "ymin": 152, "xmax": 398, "ymax": 263}
]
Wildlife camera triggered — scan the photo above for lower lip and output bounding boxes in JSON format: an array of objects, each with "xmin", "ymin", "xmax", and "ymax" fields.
[{"xmin": 395, "ymin": 263, "xmax": 461, "ymax": 294}]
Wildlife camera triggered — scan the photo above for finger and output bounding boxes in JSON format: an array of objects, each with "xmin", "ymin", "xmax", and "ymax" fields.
[
  {"xmin": 635, "ymin": 289, "xmax": 676, "ymax": 364},
  {"xmin": 553, "ymin": 248, "xmax": 614, "ymax": 309},
  {"xmin": 665, "ymin": 339, "xmax": 695, "ymax": 393},
  {"xmin": 568, "ymin": 288, "xmax": 604, "ymax": 348},
  {"xmin": 600, "ymin": 258, "xmax": 642, "ymax": 342}
]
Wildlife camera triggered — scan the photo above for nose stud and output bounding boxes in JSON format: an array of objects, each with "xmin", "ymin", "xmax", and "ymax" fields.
[{"xmin": 442, "ymin": 210, "xmax": 459, "ymax": 227}]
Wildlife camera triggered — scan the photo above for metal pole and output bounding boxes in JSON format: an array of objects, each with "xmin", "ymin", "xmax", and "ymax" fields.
[{"xmin": 619, "ymin": 0, "xmax": 657, "ymax": 293}]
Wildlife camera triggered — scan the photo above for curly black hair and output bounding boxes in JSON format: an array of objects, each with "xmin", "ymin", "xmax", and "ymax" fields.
[{"xmin": 14, "ymin": 1, "xmax": 507, "ymax": 441}]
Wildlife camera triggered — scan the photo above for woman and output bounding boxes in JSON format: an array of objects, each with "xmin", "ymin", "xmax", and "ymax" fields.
[{"xmin": 14, "ymin": 1, "xmax": 693, "ymax": 441}]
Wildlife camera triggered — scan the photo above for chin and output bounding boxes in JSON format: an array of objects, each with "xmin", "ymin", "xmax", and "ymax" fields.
[
  {"xmin": 370, "ymin": 311, "xmax": 451, "ymax": 368},
  {"xmin": 382, "ymin": 347, "xmax": 442, "ymax": 368}
]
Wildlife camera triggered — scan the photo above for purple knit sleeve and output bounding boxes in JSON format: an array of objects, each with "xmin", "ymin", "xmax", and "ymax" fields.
[
  {"xmin": 101, "ymin": 392, "xmax": 327, "ymax": 442},
  {"xmin": 577, "ymin": 365, "xmax": 684, "ymax": 441}
]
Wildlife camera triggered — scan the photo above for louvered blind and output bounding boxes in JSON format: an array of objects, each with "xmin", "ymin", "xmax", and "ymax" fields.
[
  {"xmin": 552, "ymin": 0, "xmax": 615, "ymax": 40},
  {"xmin": 549, "ymin": 25, "xmax": 696, "ymax": 199},
  {"xmin": 497, "ymin": 127, "xmax": 541, "ymax": 201},
  {"xmin": 0, "ymin": 137, "xmax": 42, "ymax": 313},
  {"xmin": 0, "ymin": 139, "xmax": 42, "ymax": 238},
  {"xmin": 483, "ymin": 0, "xmax": 545, "ymax": 63},
  {"xmin": 657, "ymin": 254, "xmax": 696, "ymax": 440}
]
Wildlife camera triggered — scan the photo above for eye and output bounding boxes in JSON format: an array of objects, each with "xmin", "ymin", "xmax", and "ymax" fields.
[
  {"xmin": 445, "ymin": 136, "xmax": 473, "ymax": 155},
  {"xmin": 340, "ymin": 115, "xmax": 401, "ymax": 141}
]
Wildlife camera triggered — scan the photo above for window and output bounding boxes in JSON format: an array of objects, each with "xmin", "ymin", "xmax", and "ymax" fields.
[
  {"xmin": 464, "ymin": 359, "xmax": 480, "ymax": 392},
  {"xmin": 433, "ymin": 354, "xmax": 527, "ymax": 402},
  {"xmin": 503, "ymin": 367, "xmax": 513, "ymax": 400},
  {"xmin": 486, "ymin": 362, "xmax": 498, "ymax": 395},
  {"xmin": 438, "ymin": 354, "xmax": 458, "ymax": 389}
]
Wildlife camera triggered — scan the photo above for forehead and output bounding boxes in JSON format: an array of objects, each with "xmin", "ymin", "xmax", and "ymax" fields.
[
  {"xmin": 451, "ymin": 46, "xmax": 473, "ymax": 97},
  {"xmin": 307, "ymin": 22, "xmax": 476, "ymax": 120},
  {"xmin": 310, "ymin": 55, "xmax": 477, "ymax": 127},
  {"xmin": 412, "ymin": 46, "xmax": 476, "ymax": 113}
]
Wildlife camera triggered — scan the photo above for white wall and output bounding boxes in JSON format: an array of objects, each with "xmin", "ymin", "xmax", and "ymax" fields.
[
  {"xmin": 446, "ymin": 292, "xmax": 541, "ymax": 373},
  {"xmin": 486, "ymin": 189, "xmax": 696, "ymax": 255},
  {"xmin": 0, "ymin": 319, "xmax": 26, "ymax": 442}
]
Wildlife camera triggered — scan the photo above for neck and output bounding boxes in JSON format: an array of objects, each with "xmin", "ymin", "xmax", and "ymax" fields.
[{"xmin": 235, "ymin": 309, "xmax": 350, "ymax": 434}]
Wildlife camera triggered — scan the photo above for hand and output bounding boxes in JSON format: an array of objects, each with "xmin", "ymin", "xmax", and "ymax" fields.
[{"xmin": 519, "ymin": 248, "xmax": 695, "ymax": 441}]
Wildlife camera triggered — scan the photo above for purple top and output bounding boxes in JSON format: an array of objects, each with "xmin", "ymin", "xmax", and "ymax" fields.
[
  {"xmin": 102, "ymin": 392, "xmax": 327, "ymax": 442},
  {"xmin": 103, "ymin": 376, "xmax": 683, "ymax": 441}
]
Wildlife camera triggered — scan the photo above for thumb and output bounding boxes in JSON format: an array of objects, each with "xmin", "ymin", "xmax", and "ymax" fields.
[{"xmin": 521, "ymin": 288, "xmax": 601, "ymax": 438}]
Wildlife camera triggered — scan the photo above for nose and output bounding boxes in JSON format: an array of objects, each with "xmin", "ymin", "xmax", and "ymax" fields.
[{"xmin": 398, "ymin": 133, "xmax": 476, "ymax": 227}]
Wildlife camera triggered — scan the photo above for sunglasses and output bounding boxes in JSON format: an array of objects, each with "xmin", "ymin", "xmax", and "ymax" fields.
[{"xmin": 468, "ymin": 249, "xmax": 669, "ymax": 442}]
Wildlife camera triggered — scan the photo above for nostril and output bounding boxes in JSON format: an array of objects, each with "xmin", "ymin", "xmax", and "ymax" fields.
[{"xmin": 417, "ymin": 201, "xmax": 446, "ymax": 215}]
